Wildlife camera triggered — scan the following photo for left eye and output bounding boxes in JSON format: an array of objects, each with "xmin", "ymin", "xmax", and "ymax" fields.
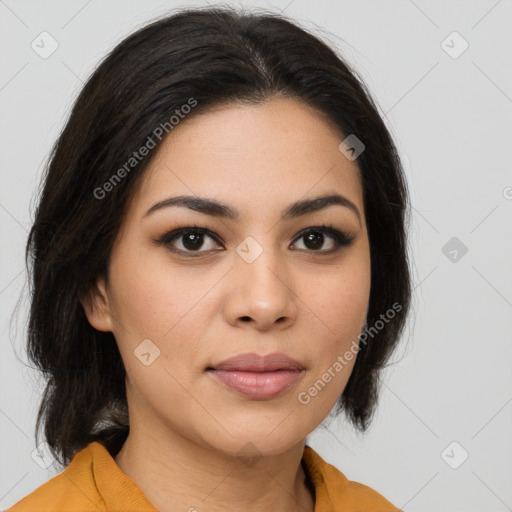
[
  {"xmin": 292, "ymin": 228, "xmax": 345, "ymax": 252},
  {"xmin": 290, "ymin": 226, "xmax": 355, "ymax": 253},
  {"xmin": 156, "ymin": 225, "xmax": 354, "ymax": 256}
]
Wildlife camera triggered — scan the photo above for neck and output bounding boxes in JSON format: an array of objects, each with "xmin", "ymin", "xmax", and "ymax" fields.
[{"xmin": 114, "ymin": 426, "xmax": 315, "ymax": 512}]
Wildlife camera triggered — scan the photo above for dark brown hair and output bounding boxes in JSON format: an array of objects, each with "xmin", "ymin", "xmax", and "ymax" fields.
[{"xmin": 19, "ymin": 4, "xmax": 412, "ymax": 468}]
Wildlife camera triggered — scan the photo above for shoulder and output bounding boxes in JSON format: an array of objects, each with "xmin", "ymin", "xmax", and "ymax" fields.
[
  {"xmin": 343, "ymin": 480, "xmax": 403, "ymax": 511},
  {"xmin": 303, "ymin": 445, "xmax": 402, "ymax": 511},
  {"xmin": 6, "ymin": 444, "xmax": 106, "ymax": 511},
  {"xmin": 325, "ymin": 463, "xmax": 402, "ymax": 511}
]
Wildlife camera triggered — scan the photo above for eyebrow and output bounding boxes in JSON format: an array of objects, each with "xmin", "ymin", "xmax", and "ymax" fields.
[{"xmin": 144, "ymin": 193, "xmax": 361, "ymax": 225}]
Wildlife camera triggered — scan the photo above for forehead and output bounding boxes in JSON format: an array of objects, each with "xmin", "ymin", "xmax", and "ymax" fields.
[{"xmin": 128, "ymin": 97, "xmax": 363, "ymax": 222}]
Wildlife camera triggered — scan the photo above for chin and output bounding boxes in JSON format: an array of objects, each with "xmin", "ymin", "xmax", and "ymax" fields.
[{"xmin": 198, "ymin": 422, "xmax": 311, "ymax": 461}]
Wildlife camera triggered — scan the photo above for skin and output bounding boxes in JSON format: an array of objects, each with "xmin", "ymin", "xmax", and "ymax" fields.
[{"xmin": 81, "ymin": 96, "xmax": 371, "ymax": 512}]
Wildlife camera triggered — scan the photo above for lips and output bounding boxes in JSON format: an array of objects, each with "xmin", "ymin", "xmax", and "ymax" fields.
[
  {"xmin": 206, "ymin": 352, "xmax": 305, "ymax": 400},
  {"xmin": 207, "ymin": 351, "xmax": 304, "ymax": 372}
]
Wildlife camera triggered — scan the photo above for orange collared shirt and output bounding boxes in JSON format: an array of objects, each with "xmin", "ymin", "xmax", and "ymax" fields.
[{"xmin": 7, "ymin": 441, "xmax": 401, "ymax": 511}]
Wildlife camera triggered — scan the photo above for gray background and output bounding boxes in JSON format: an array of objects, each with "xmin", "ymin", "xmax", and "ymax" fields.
[{"xmin": 1, "ymin": 0, "xmax": 511, "ymax": 510}]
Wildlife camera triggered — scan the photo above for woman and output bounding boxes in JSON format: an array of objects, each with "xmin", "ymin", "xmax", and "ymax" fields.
[{"xmin": 8, "ymin": 5, "xmax": 411, "ymax": 511}]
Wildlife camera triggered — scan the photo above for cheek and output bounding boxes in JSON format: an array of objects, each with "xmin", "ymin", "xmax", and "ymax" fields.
[
  {"xmin": 109, "ymin": 249, "xmax": 210, "ymax": 340},
  {"xmin": 107, "ymin": 249, "xmax": 223, "ymax": 386},
  {"xmin": 303, "ymin": 261, "xmax": 370, "ymax": 340},
  {"xmin": 108, "ymin": 258, "xmax": 207, "ymax": 396},
  {"xmin": 294, "ymin": 358, "xmax": 356, "ymax": 436},
  {"xmin": 298, "ymin": 253, "xmax": 369, "ymax": 400}
]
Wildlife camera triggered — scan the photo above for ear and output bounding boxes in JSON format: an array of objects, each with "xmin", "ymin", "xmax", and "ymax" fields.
[{"xmin": 79, "ymin": 277, "xmax": 114, "ymax": 332}]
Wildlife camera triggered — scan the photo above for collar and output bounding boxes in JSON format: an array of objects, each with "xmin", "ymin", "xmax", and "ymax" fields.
[{"xmin": 80, "ymin": 441, "xmax": 383, "ymax": 511}]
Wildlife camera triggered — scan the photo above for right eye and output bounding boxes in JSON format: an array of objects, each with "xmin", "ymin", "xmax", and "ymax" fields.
[{"xmin": 155, "ymin": 224, "xmax": 224, "ymax": 257}]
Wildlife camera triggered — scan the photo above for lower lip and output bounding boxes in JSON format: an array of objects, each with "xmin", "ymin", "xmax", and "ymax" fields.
[{"xmin": 208, "ymin": 369, "xmax": 304, "ymax": 400}]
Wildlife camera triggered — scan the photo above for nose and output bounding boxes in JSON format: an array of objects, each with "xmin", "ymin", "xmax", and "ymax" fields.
[{"xmin": 224, "ymin": 241, "xmax": 298, "ymax": 331}]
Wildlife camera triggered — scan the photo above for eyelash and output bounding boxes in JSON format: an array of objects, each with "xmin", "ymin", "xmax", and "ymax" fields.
[{"xmin": 155, "ymin": 222, "xmax": 355, "ymax": 257}]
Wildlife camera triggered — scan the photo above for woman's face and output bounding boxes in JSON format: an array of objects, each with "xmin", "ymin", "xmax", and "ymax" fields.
[{"xmin": 82, "ymin": 97, "xmax": 371, "ymax": 457}]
